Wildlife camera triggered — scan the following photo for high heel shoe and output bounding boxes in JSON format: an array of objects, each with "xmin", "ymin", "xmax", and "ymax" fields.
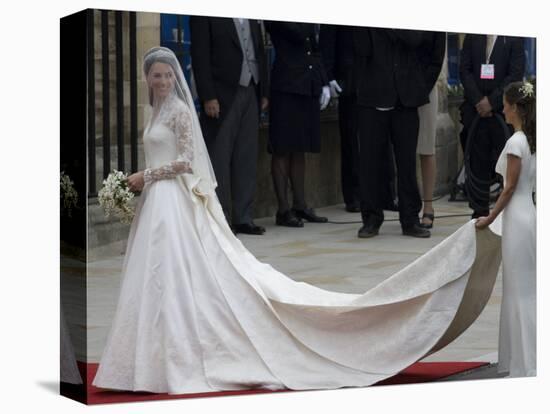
[{"xmin": 419, "ymin": 212, "xmax": 434, "ymax": 229}]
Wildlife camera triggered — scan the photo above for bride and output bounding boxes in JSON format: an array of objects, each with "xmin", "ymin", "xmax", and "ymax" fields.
[{"xmin": 92, "ymin": 47, "xmax": 504, "ymax": 394}]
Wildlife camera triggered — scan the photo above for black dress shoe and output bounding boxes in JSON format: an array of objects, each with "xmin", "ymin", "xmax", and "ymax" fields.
[
  {"xmin": 402, "ymin": 224, "xmax": 431, "ymax": 238},
  {"xmin": 234, "ymin": 222, "xmax": 266, "ymax": 235},
  {"xmin": 292, "ymin": 207, "xmax": 328, "ymax": 223},
  {"xmin": 345, "ymin": 203, "xmax": 360, "ymax": 213},
  {"xmin": 358, "ymin": 224, "xmax": 380, "ymax": 238},
  {"xmin": 276, "ymin": 210, "xmax": 304, "ymax": 227}
]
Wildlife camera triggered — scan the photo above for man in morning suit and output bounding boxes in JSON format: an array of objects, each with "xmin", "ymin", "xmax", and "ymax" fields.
[{"xmin": 190, "ymin": 16, "xmax": 269, "ymax": 234}]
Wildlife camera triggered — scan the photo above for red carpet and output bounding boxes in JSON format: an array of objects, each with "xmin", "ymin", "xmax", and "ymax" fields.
[{"xmin": 62, "ymin": 361, "xmax": 489, "ymax": 405}]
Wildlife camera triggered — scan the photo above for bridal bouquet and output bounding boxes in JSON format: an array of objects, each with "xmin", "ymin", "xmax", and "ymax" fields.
[
  {"xmin": 60, "ymin": 171, "xmax": 79, "ymax": 217},
  {"xmin": 98, "ymin": 170, "xmax": 135, "ymax": 224}
]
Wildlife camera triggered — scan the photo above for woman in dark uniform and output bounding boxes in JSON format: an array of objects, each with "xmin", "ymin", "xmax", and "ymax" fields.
[{"xmin": 265, "ymin": 21, "xmax": 330, "ymax": 227}]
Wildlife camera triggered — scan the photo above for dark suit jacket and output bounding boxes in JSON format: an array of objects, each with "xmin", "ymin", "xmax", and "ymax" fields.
[
  {"xmin": 190, "ymin": 16, "xmax": 268, "ymax": 138},
  {"xmin": 319, "ymin": 24, "xmax": 356, "ymax": 97},
  {"xmin": 417, "ymin": 31, "xmax": 446, "ymax": 96},
  {"xmin": 264, "ymin": 21, "xmax": 328, "ymax": 97},
  {"xmin": 352, "ymin": 28, "xmax": 429, "ymax": 108},
  {"xmin": 459, "ymin": 34, "xmax": 525, "ymax": 128}
]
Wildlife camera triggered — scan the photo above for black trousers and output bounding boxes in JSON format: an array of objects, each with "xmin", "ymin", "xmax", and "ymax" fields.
[
  {"xmin": 337, "ymin": 95, "xmax": 361, "ymax": 206},
  {"xmin": 461, "ymin": 115, "xmax": 509, "ymax": 214},
  {"xmin": 207, "ymin": 84, "xmax": 259, "ymax": 225},
  {"xmin": 358, "ymin": 106, "xmax": 421, "ymax": 228}
]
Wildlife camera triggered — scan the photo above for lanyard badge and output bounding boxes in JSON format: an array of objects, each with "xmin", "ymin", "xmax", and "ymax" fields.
[{"xmin": 481, "ymin": 64, "xmax": 495, "ymax": 80}]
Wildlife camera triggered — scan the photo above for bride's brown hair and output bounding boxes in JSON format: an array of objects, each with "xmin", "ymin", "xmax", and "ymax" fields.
[{"xmin": 504, "ymin": 80, "xmax": 536, "ymax": 153}]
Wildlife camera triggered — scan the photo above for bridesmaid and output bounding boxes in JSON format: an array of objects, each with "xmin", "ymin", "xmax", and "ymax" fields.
[{"xmin": 475, "ymin": 81, "xmax": 536, "ymax": 377}]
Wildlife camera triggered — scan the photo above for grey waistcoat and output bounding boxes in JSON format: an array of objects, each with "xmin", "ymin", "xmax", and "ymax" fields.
[{"xmin": 233, "ymin": 18, "xmax": 260, "ymax": 87}]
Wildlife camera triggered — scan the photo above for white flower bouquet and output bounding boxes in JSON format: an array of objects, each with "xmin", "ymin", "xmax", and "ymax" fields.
[
  {"xmin": 98, "ymin": 170, "xmax": 135, "ymax": 224},
  {"xmin": 60, "ymin": 171, "xmax": 79, "ymax": 217}
]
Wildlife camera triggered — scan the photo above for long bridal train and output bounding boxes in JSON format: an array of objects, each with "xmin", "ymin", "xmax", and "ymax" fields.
[{"xmin": 93, "ymin": 172, "xmax": 501, "ymax": 394}]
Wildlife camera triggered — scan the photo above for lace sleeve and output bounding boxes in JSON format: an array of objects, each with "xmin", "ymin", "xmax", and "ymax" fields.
[{"xmin": 143, "ymin": 106, "xmax": 194, "ymax": 184}]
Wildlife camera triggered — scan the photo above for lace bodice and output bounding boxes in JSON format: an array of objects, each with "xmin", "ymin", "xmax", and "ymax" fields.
[{"xmin": 143, "ymin": 97, "xmax": 194, "ymax": 185}]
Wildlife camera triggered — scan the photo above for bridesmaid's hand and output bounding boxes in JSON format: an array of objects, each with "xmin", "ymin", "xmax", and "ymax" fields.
[
  {"xmin": 475, "ymin": 216, "xmax": 492, "ymax": 230},
  {"xmin": 127, "ymin": 171, "xmax": 145, "ymax": 192}
]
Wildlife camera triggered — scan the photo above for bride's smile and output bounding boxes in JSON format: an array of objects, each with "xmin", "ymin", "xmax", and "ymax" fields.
[{"xmin": 148, "ymin": 62, "xmax": 176, "ymax": 98}]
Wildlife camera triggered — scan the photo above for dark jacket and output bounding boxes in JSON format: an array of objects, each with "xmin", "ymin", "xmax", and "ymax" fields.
[
  {"xmin": 319, "ymin": 24, "xmax": 356, "ymax": 97},
  {"xmin": 459, "ymin": 34, "xmax": 525, "ymax": 127},
  {"xmin": 190, "ymin": 16, "xmax": 268, "ymax": 138},
  {"xmin": 353, "ymin": 28, "xmax": 429, "ymax": 108},
  {"xmin": 264, "ymin": 21, "xmax": 328, "ymax": 97},
  {"xmin": 417, "ymin": 31, "xmax": 446, "ymax": 96}
]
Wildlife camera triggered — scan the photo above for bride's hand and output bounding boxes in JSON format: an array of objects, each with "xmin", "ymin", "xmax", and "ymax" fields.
[
  {"xmin": 127, "ymin": 171, "xmax": 145, "ymax": 192},
  {"xmin": 475, "ymin": 216, "xmax": 492, "ymax": 230}
]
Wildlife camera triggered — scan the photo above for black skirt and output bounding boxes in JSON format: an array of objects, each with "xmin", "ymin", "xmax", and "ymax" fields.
[{"xmin": 268, "ymin": 91, "xmax": 321, "ymax": 155}]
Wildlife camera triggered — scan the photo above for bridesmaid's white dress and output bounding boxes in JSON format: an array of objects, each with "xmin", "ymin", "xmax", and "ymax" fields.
[
  {"xmin": 494, "ymin": 131, "xmax": 536, "ymax": 377},
  {"xmin": 92, "ymin": 100, "xmax": 504, "ymax": 394}
]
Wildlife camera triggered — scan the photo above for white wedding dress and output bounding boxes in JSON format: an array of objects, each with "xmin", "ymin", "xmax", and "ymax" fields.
[
  {"xmin": 92, "ymin": 96, "xmax": 503, "ymax": 394},
  {"xmin": 494, "ymin": 131, "xmax": 536, "ymax": 377}
]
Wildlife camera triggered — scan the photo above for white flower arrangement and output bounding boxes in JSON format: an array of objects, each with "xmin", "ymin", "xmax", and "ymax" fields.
[
  {"xmin": 60, "ymin": 171, "xmax": 79, "ymax": 217},
  {"xmin": 520, "ymin": 81, "xmax": 535, "ymax": 98},
  {"xmin": 98, "ymin": 170, "xmax": 135, "ymax": 224}
]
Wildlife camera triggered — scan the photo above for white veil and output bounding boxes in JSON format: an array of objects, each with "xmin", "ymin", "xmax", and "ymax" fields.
[{"xmin": 143, "ymin": 46, "xmax": 217, "ymax": 196}]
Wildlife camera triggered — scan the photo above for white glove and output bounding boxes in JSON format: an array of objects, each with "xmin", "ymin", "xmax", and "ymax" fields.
[
  {"xmin": 329, "ymin": 79, "xmax": 343, "ymax": 97},
  {"xmin": 320, "ymin": 86, "xmax": 331, "ymax": 110}
]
